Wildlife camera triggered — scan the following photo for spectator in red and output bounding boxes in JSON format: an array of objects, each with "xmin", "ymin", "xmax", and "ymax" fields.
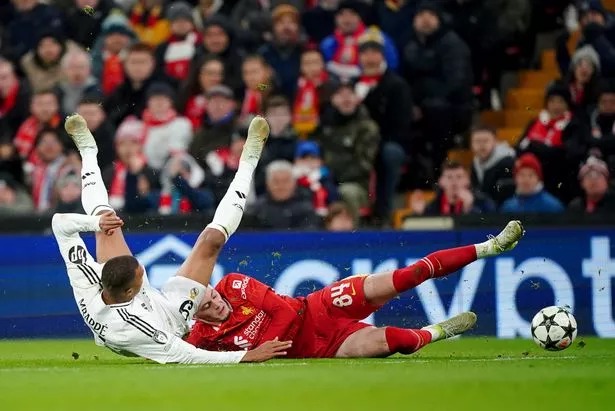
[
  {"xmin": 190, "ymin": 85, "xmax": 239, "ymax": 168},
  {"xmin": 569, "ymin": 156, "xmax": 615, "ymax": 213},
  {"xmin": 56, "ymin": 49, "xmax": 100, "ymax": 115},
  {"xmin": 423, "ymin": 161, "xmax": 496, "ymax": 216},
  {"xmin": 76, "ymin": 95, "xmax": 116, "ymax": 171},
  {"xmin": 239, "ymin": 55, "xmax": 275, "ymax": 123},
  {"xmin": 292, "ymin": 48, "xmax": 330, "ymax": 137},
  {"xmin": 517, "ymin": 81, "xmax": 587, "ymax": 202},
  {"xmin": 155, "ymin": 1, "xmax": 203, "ymax": 82},
  {"xmin": 179, "ymin": 55, "xmax": 225, "ymax": 130},
  {"xmin": 321, "ymin": 0, "xmax": 398, "ymax": 80},
  {"xmin": 202, "ymin": 129, "xmax": 246, "ymax": 203},
  {"xmin": 21, "ymin": 30, "xmax": 78, "ymax": 93},
  {"xmin": 65, "ymin": 0, "xmax": 118, "ymax": 50},
  {"xmin": 128, "ymin": 0, "xmax": 170, "ymax": 47},
  {"xmin": 200, "ymin": 15, "xmax": 244, "ymax": 94},
  {"xmin": 1, "ymin": 0, "xmax": 65, "ymax": 64},
  {"xmin": 91, "ymin": 13, "xmax": 136, "ymax": 96},
  {"xmin": 293, "ymin": 140, "xmax": 339, "ymax": 217},
  {"xmin": 565, "ymin": 46, "xmax": 601, "ymax": 120},
  {"xmin": 141, "ymin": 82, "xmax": 193, "ymax": 172},
  {"xmin": 14, "ymin": 90, "xmax": 63, "ymax": 165},
  {"xmin": 30, "ymin": 128, "xmax": 71, "ymax": 212},
  {"xmin": 258, "ymin": 4, "xmax": 303, "ymax": 99},
  {"xmin": 104, "ymin": 42, "xmax": 158, "ymax": 126},
  {"xmin": 102, "ymin": 116, "xmax": 156, "ymax": 212},
  {"xmin": 0, "ymin": 58, "xmax": 31, "ymax": 137}
]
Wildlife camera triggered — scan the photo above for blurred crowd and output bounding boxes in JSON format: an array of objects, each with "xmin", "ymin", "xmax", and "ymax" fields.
[{"xmin": 0, "ymin": 0, "xmax": 613, "ymax": 231}]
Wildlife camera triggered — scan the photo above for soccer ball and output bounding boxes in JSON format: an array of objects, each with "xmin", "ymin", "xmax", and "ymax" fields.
[{"xmin": 530, "ymin": 306, "xmax": 577, "ymax": 351}]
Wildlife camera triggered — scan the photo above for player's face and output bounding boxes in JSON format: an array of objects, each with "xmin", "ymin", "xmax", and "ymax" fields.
[
  {"xmin": 123, "ymin": 265, "xmax": 145, "ymax": 300},
  {"xmin": 199, "ymin": 60, "xmax": 224, "ymax": 91},
  {"xmin": 196, "ymin": 287, "xmax": 231, "ymax": 323}
]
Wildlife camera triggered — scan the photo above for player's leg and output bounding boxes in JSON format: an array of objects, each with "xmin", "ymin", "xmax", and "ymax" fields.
[
  {"xmin": 363, "ymin": 221, "xmax": 524, "ymax": 306},
  {"xmin": 65, "ymin": 114, "xmax": 131, "ymax": 263},
  {"xmin": 174, "ymin": 116, "xmax": 269, "ymax": 286},
  {"xmin": 335, "ymin": 312, "xmax": 477, "ymax": 358}
]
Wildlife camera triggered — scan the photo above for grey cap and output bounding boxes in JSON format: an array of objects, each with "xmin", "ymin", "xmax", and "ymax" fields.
[
  {"xmin": 167, "ymin": 1, "xmax": 194, "ymax": 22},
  {"xmin": 571, "ymin": 45, "xmax": 601, "ymax": 72},
  {"xmin": 206, "ymin": 84, "xmax": 234, "ymax": 99}
]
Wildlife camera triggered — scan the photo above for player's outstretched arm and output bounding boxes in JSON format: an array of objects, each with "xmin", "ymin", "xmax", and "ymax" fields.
[{"xmin": 176, "ymin": 117, "xmax": 269, "ymax": 287}]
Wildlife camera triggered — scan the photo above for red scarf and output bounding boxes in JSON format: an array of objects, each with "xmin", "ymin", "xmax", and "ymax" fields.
[
  {"xmin": 570, "ymin": 83, "xmax": 585, "ymax": 106},
  {"xmin": 142, "ymin": 108, "xmax": 178, "ymax": 127},
  {"xmin": 130, "ymin": 2, "xmax": 163, "ymax": 27},
  {"xmin": 293, "ymin": 71, "xmax": 328, "ymax": 136},
  {"xmin": 164, "ymin": 32, "xmax": 202, "ymax": 81},
  {"xmin": 240, "ymin": 89, "xmax": 262, "ymax": 119},
  {"xmin": 526, "ymin": 110, "xmax": 572, "ymax": 147},
  {"xmin": 185, "ymin": 94, "xmax": 207, "ymax": 130},
  {"xmin": 332, "ymin": 22, "xmax": 366, "ymax": 66},
  {"xmin": 109, "ymin": 161, "xmax": 128, "ymax": 208},
  {"xmin": 0, "ymin": 82, "xmax": 19, "ymax": 117},
  {"xmin": 439, "ymin": 193, "xmax": 463, "ymax": 215},
  {"xmin": 14, "ymin": 114, "xmax": 61, "ymax": 163},
  {"xmin": 102, "ymin": 53, "xmax": 125, "ymax": 95},
  {"xmin": 31, "ymin": 156, "xmax": 65, "ymax": 211}
]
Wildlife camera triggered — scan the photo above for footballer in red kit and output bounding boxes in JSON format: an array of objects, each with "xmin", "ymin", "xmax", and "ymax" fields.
[{"xmin": 187, "ymin": 221, "xmax": 525, "ymax": 358}]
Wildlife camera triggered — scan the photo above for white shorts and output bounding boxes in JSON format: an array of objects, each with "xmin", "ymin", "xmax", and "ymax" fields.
[{"xmin": 161, "ymin": 276, "xmax": 207, "ymax": 323}]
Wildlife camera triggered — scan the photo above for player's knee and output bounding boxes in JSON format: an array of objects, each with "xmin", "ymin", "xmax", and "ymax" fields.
[{"xmin": 195, "ymin": 228, "xmax": 226, "ymax": 256}]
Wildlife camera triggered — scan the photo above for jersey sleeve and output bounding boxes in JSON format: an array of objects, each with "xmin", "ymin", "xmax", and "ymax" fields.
[
  {"xmin": 51, "ymin": 213, "xmax": 103, "ymax": 289},
  {"xmin": 218, "ymin": 273, "xmax": 270, "ymax": 306},
  {"xmin": 113, "ymin": 309, "xmax": 246, "ymax": 364}
]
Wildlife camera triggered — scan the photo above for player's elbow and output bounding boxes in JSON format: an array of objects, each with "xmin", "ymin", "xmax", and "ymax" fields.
[
  {"xmin": 194, "ymin": 228, "xmax": 226, "ymax": 256},
  {"xmin": 51, "ymin": 213, "xmax": 69, "ymax": 236}
]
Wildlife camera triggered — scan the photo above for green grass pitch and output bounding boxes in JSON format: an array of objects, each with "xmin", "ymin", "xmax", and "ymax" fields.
[{"xmin": 0, "ymin": 337, "xmax": 613, "ymax": 411}]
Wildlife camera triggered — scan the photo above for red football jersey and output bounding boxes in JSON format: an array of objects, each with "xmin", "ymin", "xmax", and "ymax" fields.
[{"xmin": 187, "ymin": 273, "xmax": 303, "ymax": 351}]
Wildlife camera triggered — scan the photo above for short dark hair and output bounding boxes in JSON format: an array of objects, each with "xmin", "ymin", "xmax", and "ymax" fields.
[
  {"xmin": 127, "ymin": 42, "xmax": 154, "ymax": 56},
  {"xmin": 325, "ymin": 202, "xmax": 354, "ymax": 226},
  {"xmin": 441, "ymin": 160, "xmax": 464, "ymax": 172},
  {"xmin": 35, "ymin": 127, "xmax": 62, "ymax": 148},
  {"xmin": 101, "ymin": 255, "xmax": 139, "ymax": 297},
  {"xmin": 33, "ymin": 88, "xmax": 59, "ymax": 100},
  {"xmin": 470, "ymin": 124, "xmax": 496, "ymax": 137},
  {"xmin": 264, "ymin": 94, "xmax": 290, "ymax": 112}
]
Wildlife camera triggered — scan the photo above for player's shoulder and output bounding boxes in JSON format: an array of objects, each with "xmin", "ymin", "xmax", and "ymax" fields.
[
  {"xmin": 216, "ymin": 273, "xmax": 250, "ymax": 290},
  {"xmin": 107, "ymin": 305, "xmax": 170, "ymax": 345}
]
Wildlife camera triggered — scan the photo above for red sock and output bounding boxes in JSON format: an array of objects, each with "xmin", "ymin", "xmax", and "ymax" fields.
[
  {"xmin": 392, "ymin": 245, "xmax": 477, "ymax": 293},
  {"xmin": 385, "ymin": 327, "xmax": 432, "ymax": 354}
]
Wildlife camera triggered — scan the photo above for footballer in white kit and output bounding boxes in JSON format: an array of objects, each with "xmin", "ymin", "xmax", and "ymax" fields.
[{"xmin": 51, "ymin": 114, "xmax": 291, "ymax": 364}]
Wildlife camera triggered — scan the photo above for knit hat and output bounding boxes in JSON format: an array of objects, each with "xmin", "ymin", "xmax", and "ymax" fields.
[
  {"xmin": 56, "ymin": 169, "xmax": 81, "ymax": 189},
  {"xmin": 329, "ymin": 76, "xmax": 355, "ymax": 94},
  {"xmin": 514, "ymin": 153, "xmax": 543, "ymax": 181},
  {"xmin": 579, "ymin": 1, "xmax": 607, "ymax": 18},
  {"xmin": 579, "ymin": 156, "xmax": 609, "ymax": 179},
  {"xmin": 295, "ymin": 141, "xmax": 321, "ymax": 158},
  {"xmin": 272, "ymin": 4, "xmax": 300, "ymax": 24},
  {"xmin": 358, "ymin": 26, "xmax": 385, "ymax": 52},
  {"xmin": 146, "ymin": 82, "xmax": 176, "ymax": 100},
  {"xmin": 545, "ymin": 80, "xmax": 572, "ymax": 108},
  {"xmin": 202, "ymin": 15, "xmax": 234, "ymax": 38},
  {"xmin": 115, "ymin": 116, "xmax": 145, "ymax": 142},
  {"xmin": 571, "ymin": 45, "xmax": 601, "ymax": 72},
  {"xmin": 167, "ymin": 1, "xmax": 193, "ymax": 22},
  {"xmin": 101, "ymin": 12, "xmax": 134, "ymax": 37}
]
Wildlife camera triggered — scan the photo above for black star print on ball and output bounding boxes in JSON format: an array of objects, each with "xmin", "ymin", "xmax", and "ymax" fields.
[
  {"xmin": 544, "ymin": 335, "xmax": 560, "ymax": 351},
  {"xmin": 561, "ymin": 322, "xmax": 575, "ymax": 340}
]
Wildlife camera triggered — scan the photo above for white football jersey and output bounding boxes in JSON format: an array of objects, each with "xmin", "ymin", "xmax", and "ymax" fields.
[{"xmin": 51, "ymin": 214, "xmax": 246, "ymax": 364}]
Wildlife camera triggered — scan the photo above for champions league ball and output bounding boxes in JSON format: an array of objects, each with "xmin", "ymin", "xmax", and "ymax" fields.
[{"xmin": 531, "ymin": 306, "xmax": 578, "ymax": 351}]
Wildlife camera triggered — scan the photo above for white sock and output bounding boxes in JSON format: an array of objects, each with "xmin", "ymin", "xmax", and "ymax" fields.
[
  {"xmin": 80, "ymin": 149, "xmax": 113, "ymax": 216},
  {"xmin": 474, "ymin": 240, "xmax": 497, "ymax": 259},
  {"xmin": 207, "ymin": 160, "xmax": 255, "ymax": 241},
  {"xmin": 422, "ymin": 325, "xmax": 444, "ymax": 342}
]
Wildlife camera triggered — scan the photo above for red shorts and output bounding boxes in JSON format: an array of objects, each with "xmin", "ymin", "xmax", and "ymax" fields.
[{"xmin": 287, "ymin": 275, "xmax": 380, "ymax": 358}]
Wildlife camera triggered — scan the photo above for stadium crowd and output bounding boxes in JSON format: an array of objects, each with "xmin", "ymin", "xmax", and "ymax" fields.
[{"xmin": 0, "ymin": 0, "xmax": 614, "ymax": 229}]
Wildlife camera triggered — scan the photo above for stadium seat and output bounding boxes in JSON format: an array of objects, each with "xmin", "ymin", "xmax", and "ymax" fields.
[
  {"xmin": 496, "ymin": 127, "xmax": 523, "ymax": 146},
  {"xmin": 541, "ymin": 50, "xmax": 558, "ymax": 71},
  {"xmin": 604, "ymin": 0, "xmax": 615, "ymax": 11},
  {"xmin": 504, "ymin": 109, "xmax": 537, "ymax": 128},
  {"xmin": 479, "ymin": 110, "xmax": 505, "ymax": 128},
  {"xmin": 505, "ymin": 88, "xmax": 545, "ymax": 110},
  {"xmin": 393, "ymin": 190, "xmax": 437, "ymax": 229},
  {"xmin": 518, "ymin": 71, "xmax": 559, "ymax": 89}
]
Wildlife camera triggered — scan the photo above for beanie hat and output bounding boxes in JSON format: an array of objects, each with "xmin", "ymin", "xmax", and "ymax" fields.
[
  {"xmin": 545, "ymin": 81, "xmax": 572, "ymax": 108},
  {"xmin": 514, "ymin": 153, "xmax": 543, "ymax": 181},
  {"xmin": 358, "ymin": 26, "xmax": 386, "ymax": 52},
  {"xmin": 579, "ymin": 156, "xmax": 609, "ymax": 179},
  {"xmin": 571, "ymin": 45, "xmax": 601, "ymax": 72},
  {"xmin": 115, "ymin": 116, "xmax": 145, "ymax": 142},
  {"xmin": 167, "ymin": 1, "xmax": 194, "ymax": 22},
  {"xmin": 272, "ymin": 4, "xmax": 300, "ymax": 24}
]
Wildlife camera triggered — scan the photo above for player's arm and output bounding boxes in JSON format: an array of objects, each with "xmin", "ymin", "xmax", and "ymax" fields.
[
  {"xmin": 258, "ymin": 290, "xmax": 301, "ymax": 343},
  {"xmin": 118, "ymin": 322, "xmax": 290, "ymax": 364},
  {"xmin": 51, "ymin": 213, "xmax": 121, "ymax": 288}
]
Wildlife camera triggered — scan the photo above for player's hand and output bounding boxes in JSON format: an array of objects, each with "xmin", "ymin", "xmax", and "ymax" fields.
[
  {"xmin": 240, "ymin": 338, "xmax": 292, "ymax": 363},
  {"xmin": 99, "ymin": 211, "xmax": 123, "ymax": 236}
]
